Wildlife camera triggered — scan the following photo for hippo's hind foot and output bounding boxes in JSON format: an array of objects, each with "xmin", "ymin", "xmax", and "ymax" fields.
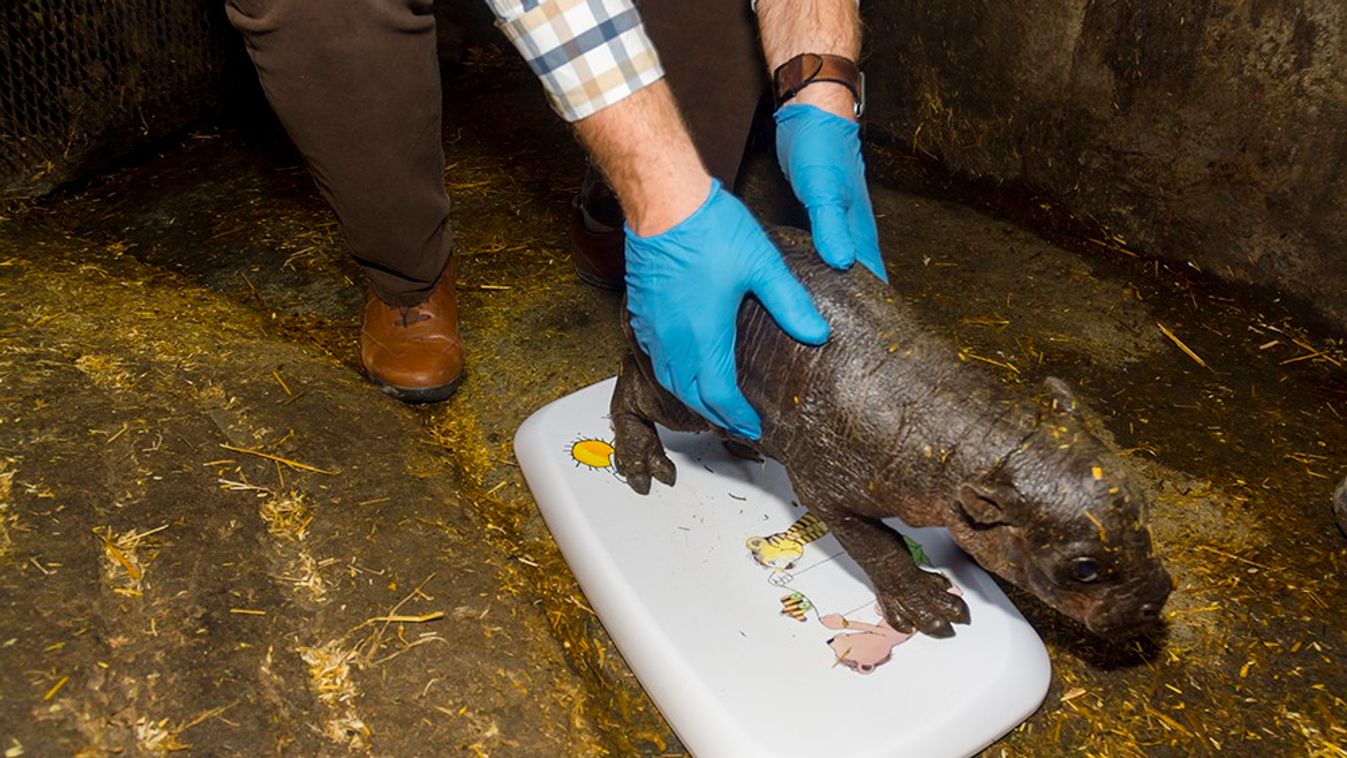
[{"xmin": 610, "ymin": 352, "xmax": 709, "ymax": 495}]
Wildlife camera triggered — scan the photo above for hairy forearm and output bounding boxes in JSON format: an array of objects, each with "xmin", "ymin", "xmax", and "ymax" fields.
[
  {"xmin": 572, "ymin": 81, "xmax": 711, "ymax": 237},
  {"xmin": 757, "ymin": 0, "xmax": 860, "ymax": 68},
  {"xmin": 756, "ymin": 0, "xmax": 862, "ymax": 119}
]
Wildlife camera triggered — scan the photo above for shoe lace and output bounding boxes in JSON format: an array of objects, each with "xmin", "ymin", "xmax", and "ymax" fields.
[{"xmin": 395, "ymin": 305, "xmax": 431, "ymax": 327}]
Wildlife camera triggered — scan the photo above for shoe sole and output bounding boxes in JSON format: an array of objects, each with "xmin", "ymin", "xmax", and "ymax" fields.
[{"xmin": 371, "ymin": 372, "xmax": 465, "ymax": 405}]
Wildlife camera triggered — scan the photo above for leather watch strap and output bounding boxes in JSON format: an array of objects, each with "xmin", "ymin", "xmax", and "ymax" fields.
[{"xmin": 772, "ymin": 53, "xmax": 865, "ymax": 117}]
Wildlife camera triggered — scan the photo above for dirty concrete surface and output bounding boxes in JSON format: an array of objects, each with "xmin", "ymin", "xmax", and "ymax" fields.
[
  {"xmin": 861, "ymin": 0, "xmax": 1347, "ymax": 334},
  {"xmin": 2, "ymin": 44, "xmax": 1345, "ymax": 757}
]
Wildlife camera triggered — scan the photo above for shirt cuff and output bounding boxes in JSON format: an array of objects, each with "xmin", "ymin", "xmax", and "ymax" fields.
[{"xmin": 490, "ymin": 0, "xmax": 666, "ymax": 122}]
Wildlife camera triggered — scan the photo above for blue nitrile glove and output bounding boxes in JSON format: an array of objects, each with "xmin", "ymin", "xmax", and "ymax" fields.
[
  {"xmin": 775, "ymin": 103, "xmax": 887, "ymax": 283},
  {"xmin": 625, "ymin": 179, "xmax": 830, "ymax": 440}
]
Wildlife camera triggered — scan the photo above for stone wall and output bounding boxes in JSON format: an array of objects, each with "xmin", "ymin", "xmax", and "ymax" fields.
[{"xmin": 861, "ymin": 1, "xmax": 1347, "ymax": 331}]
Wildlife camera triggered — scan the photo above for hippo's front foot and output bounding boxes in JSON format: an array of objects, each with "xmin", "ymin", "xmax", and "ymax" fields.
[
  {"xmin": 610, "ymin": 353, "xmax": 677, "ymax": 495},
  {"xmin": 878, "ymin": 569, "xmax": 970, "ymax": 638},
  {"xmin": 613, "ymin": 420, "xmax": 677, "ymax": 495},
  {"xmin": 793, "ymin": 476, "xmax": 972, "ymax": 638},
  {"xmin": 610, "ymin": 352, "xmax": 714, "ymax": 495}
]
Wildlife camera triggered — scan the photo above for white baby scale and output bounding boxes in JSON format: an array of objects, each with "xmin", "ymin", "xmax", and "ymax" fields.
[{"xmin": 514, "ymin": 378, "xmax": 1051, "ymax": 758}]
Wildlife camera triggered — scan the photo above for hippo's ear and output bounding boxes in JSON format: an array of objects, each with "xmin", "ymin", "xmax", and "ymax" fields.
[
  {"xmin": 957, "ymin": 481, "xmax": 1014, "ymax": 526},
  {"xmin": 1043, "ymin": 377, "xmax": 1083, "ymax": 420}
]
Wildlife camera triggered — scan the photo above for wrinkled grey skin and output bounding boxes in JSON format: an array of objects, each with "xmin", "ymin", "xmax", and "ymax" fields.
[
  {"xmin": 611, "ymin": 228, "xmax": 1172, "ymax": 638},
  {"xmin": 1334, "ymin": 477, "xmax": 1347, "ymax": 537}
]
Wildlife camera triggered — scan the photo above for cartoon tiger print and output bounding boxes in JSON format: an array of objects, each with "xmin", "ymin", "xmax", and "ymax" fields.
[{"xmin": 745, "ymin": 512, "xmax": 830, "ymax": 571}]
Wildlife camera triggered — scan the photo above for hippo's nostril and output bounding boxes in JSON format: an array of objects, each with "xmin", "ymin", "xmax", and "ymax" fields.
[{"xmin": 1138, "ymin": 603, "xmax": 1159, "ymax": 620}]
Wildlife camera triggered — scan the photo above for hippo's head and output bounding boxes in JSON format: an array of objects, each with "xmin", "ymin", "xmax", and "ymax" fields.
[{"xmin": 943, "ymin": 379, "xmax": 1172, "ymax": 636}]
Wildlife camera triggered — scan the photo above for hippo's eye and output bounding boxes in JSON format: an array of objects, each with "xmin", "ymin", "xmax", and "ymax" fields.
[{"xmin": 1070, "ymin": 557, "xmax": 1100, "ymax": 583}]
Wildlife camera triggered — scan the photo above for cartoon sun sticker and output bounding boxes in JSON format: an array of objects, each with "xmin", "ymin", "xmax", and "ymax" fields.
[{"xmin": 570, "ymin": 437, "xmax": 616, "ymax": 471}]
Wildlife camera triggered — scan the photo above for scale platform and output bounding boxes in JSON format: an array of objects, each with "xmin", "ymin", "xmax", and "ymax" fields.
[{"xmin": 514, "ymin": 379, "xmax": 1050, "ymax": 758}]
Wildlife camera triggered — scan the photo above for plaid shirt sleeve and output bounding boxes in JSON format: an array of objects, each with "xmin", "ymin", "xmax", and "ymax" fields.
[{"xmin": 486, "ymin": 0, "xmax": 666, "ymax": 122}]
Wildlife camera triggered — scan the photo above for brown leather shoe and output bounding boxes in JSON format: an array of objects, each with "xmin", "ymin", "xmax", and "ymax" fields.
[
  {"xmin": 360, "ymin": 264, "xmax": 465, "ymax": 404},
  {"xmin": 569, "ymin": 196, "xmax": 626, "ymax": 289}
]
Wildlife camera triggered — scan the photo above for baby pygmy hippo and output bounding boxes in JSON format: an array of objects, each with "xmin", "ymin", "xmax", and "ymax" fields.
[{"xmin": 611, "ymin": 228, "xmax": 1172, "ymax": 638}]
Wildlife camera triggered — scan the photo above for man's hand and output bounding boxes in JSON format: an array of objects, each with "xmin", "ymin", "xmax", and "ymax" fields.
[
  {"xmin": 757, "ymin": 0, "xmax": 885, "ymax": 282},
  {"xmin": 775, "ymin": 103, "xmax": 885, "ymax": 282},
  {"xmin": 573, "ymin": 82, "xmax": 827, "ymax": 439},
  {"xmin": 624, "ymin": 179, "xmax": 829, "ymax": 439}
]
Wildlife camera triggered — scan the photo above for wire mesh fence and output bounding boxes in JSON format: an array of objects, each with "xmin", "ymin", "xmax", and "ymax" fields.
[{"xmin": 0, "ymin": 1, "xmax": 239, "ymax": 204}]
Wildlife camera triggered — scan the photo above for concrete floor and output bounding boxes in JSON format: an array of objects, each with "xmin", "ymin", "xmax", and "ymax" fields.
[{"xmin": 1, "ymin": 51, "xmax": 1345, "ymax": 756}]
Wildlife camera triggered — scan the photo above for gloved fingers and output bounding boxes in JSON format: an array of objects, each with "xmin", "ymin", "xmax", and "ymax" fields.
[
  {"xmin": 642, "ymin": 327, "xmax": 748, "ymax": 437},
  {"xmin": 650, "ymin": 354, "xmax": 677, "ymax": 401},
  {"xmin": 672, "ymin": 373, "xmax": 721, "ymax": 430},
  {"xmin": 807, "ymin": 201, "xmax": 859, "ymax": 271},
  {"xmin": 750, "ymin": 256, "xmax": 830, "ymax": 346},
  {"xmin": 775, "ymin": 104, "xmax": 887, "ymax": 281},
  {"xmin": 630, "ymin": 317, "xmax": 673, "ymax": 387},
  {"xmin": 848, "ymin": 190, "xmax": 887, "ymax": 283},
  {"xmin": 694, "ymin": 351, "xmax": 763, "ymax": 440},
  {"xmin": 791, "ymin": 164, "xmax": 852, "ymax": 266},
  {"xmin": 661, "ymin": 363, "xmax": 752, "ymax": 439}
]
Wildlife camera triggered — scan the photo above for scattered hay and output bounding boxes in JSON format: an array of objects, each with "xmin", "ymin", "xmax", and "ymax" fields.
[
  {"xmin": 1156, "ymin": 322, "xmax": 1211, "ymax": 370},
  {"xmin": 448, "ymin": 705, "xmax": 504, "ymax": 756},
  {"xmin": 73, "ymin": 353, "xmax": 136, "ymax": 391},
  {"xmin": 255, "ymin": 490, "xmax": 330, "ymax": 601},
  {"xmin": 297, "ymin": 640, "xmax": 371, "ymax": 751},
  {"xmin": 297, "ymin": 641, "xmax": 360, "ymax": 705},
  {"xmin": 289, "ymin": 580, "xmax": 455, "ymax": 749},
  {"xmin": 134, "ymin": 718, "xmax": 188, "ymax": 755},
  {"xmin": 271, "ymin": 218, "xmax": 340, "ymax": 274},
  {"xmin": 428, "ymin": 401, "xmax": 492, "ymax": 491},
  {"xmin": 0, "ymin": 459, "xmax": 18, "ymax": 559},
  {"xmin": 1278, "ymin": 704, "xmax": 1347, "ymax": 757},
  {"xmin": 217, "ymin": 482, "xmax": 333, "ymax": 603},
  {"xmin": 130, "ymin": 703, "xmax": 240, "ymax": 756},
  {"xmin": 426, "ymin": 394, "xmax": 659, "ymax": 756},
  {"xmin": 1249, "ymin": 316, "xmax": 1347, "ymax": 369},
  {"xmin": 258, "ymin": 491, "xmax": 314, "ymax": 542},
  {"xmin": 276, "ymin": 551, "xmax": 328, "ymax": 603},
  {"xmin": 145, "ymin": 339, "xmax": 205, "ymax": 374},
  {"xmin": 195, "ymin": 382, "xmax": 227, "ymax": 403},
  {"xmin": 219, "ymin": 443, "xmax": 339, "ymax": 476},
  {"xmin": 1143, "ymin": 472, "xmax": 1264, "ymax": 555},
  {"xmin": 93, "ymin": 524, "xmax": 168, "ymax": 596},
  {"xmin": 1121, "ymin": 463, "xmax": 1273, "ymax": 653}
]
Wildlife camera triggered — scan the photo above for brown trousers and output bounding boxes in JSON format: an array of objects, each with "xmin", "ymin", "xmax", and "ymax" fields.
[{"xmin": 226, "ymin": 0, "xmax": 766, "ymax": 306}]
